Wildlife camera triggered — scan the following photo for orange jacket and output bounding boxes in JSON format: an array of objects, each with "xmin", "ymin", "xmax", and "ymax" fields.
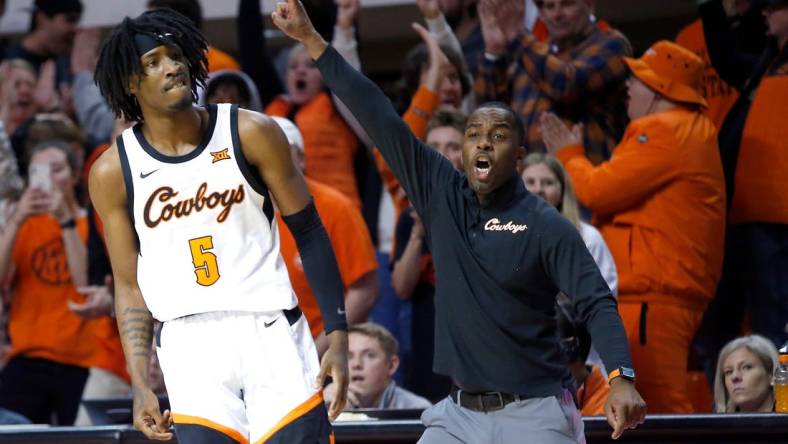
[
  {"xmin": 675, "ymin": 19, "xmax": 739, "ymax": 130},
  {"xmin": 374, "ymin": 85, "xmax": 441, "ymax": 219},
  {"xmin": 558, "ymin": 108, "xmax": 726, "ymax": 309},
  {"xmin": 266, "ymin": 93, "xmax": 361, "ymax": 207},
  {"xmin": 277, "ymin": 179, "xmax": 378, "ymax": 337},
  {"xmin": 9, "ymin": 215, "xmax": 129, "ymax": 381},
  {"xmin": 729, "ymin": 75, "xmax": 788, "ymax": 225},
  {"xmin": 578, "ymin": 365, "xmax": 609, "ymax": 416},
  {"xmin": 206, "ymin": 46, "xmax": 240, "ymax": 73}
]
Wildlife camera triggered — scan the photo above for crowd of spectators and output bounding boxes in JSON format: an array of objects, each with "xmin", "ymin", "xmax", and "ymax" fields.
[{"xmin": 0, "ymin": 0, "xmax": 784, "ymax": 425}]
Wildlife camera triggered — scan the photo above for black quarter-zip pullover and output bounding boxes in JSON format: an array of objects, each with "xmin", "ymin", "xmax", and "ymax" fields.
[{"xmin": 317, "ymin": 47, "xmax": 632, "ymax": 397}]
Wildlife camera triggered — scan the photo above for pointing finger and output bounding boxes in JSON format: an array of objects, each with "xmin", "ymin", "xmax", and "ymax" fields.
[
  {"xmin": 328, "ymin": 364, "xmax": 348, "ymax": 419},
  {"xmin": 605, "ymin": 402, "xmax": 624, "ymax": 440}
]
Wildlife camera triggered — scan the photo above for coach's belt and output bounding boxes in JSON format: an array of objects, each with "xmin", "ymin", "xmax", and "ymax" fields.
[{"xmin": 451, "ymin": 386, "xmax": 520, "ymax": 412}]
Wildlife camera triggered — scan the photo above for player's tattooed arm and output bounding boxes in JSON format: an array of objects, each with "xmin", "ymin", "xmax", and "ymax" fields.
[
  {"xmin": 119, "ymin": 307, "xmax": 154, "ymax": 358},
  {"xmin": 89, "ymin": 144, "xmax": 173, "ymax": 440}
]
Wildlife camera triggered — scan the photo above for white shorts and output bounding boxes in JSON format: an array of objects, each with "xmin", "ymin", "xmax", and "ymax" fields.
[{"xmin": 156, "ymin": 309, "xmax": 329, "ymax": 443}]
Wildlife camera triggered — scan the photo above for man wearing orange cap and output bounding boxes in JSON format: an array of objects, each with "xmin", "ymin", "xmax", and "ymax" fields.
[{"xmin": 541, "ymin": 40, "xmax": 726, "ymax": 413}]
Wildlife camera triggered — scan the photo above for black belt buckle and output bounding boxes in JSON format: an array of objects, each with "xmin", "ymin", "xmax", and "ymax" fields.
[
  {"xmin": 457, "ymin": 390, "xmax": 509, "ymax": 412},
  {"xmin": 482, "ymin": 392, "xmax": 505, "ymax": 412}
]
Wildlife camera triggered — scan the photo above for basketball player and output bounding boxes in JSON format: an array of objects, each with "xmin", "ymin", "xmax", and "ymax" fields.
[{"xmin": 90, "ymin": 9, "xmax": 348, "ymax": 443}]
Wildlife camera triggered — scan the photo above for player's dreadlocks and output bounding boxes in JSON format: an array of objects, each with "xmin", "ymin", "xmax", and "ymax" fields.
[{"xmin": 95, "ymin": 8, "xmax": 208, "ymax": 123}]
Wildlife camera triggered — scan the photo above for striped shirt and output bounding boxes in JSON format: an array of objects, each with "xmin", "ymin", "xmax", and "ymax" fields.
[{"xmin": 476, "ymin": 26, "xmax": 632, "ymax": 164}]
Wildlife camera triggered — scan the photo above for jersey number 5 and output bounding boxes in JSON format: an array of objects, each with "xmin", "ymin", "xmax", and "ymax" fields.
[{"xmin": 189, "ymin": 236, "xmax": 220, "ymax": 286}]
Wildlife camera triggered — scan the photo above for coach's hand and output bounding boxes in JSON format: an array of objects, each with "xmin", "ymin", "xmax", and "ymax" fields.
[
  {"xmin": 605, "ymin": 378, "xmax": 646, "ymax": 440},
  {"xmin": 317, "ymin": 330, "xmax": 349, "ymax": 420},
  {"xmin": 133, "ymin": 385, "xmax": 173, "ymax": 441},
  {"xmin": 272, "ymin": 0, "xmax": 328, "ymax": 60}
]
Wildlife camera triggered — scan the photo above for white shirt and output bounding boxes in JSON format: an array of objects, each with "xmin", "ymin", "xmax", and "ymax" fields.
[
  {"xmin": 579, "ymin": 221, "xmax": 618, "ymax": 296},
  {"xmin": 119, "ymin": 104, "xmax": 296, "ymax": 321}
]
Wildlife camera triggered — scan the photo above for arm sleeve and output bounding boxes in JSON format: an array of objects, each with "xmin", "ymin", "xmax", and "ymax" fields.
[
  {"xmin": 316, "ymin": 46, "xmax": 457, "ymax": 214},
  {"xmin": 403, "ymin": 84, "xmax": 441, "ymax": 140},
  {"xmin": 556, "ymin": 125, "xmax": 682, "ymax": 215},
  {"xmin": 514, "ymin": 31, "xmax": 631, "ymax": 103},
  {"xmin": 73, "ymin": 72, "xmax": 114, "ymax": 145},
  {"xmin": 541, "ymin": 215, "xmax": 632, "ymax": 372},
  {"xmin": 426, "ymin": 14, "xmax": 464, "ymax": 66},
  {"xmin": 330, "ymin": 26, "xmax": 375, "ymax": 149},
  {"xmin": 238, "ymin": 0, "xmax": 283, "ymax": 108},
  {"xmin": 282, "ymin": 200, "xmax": 347, "ymax": 333},
  {"xmin": 332, "ymin": 26, "xmax": 361, "ymax": 71}
]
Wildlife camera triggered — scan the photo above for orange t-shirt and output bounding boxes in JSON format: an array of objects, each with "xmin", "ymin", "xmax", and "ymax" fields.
[
  {"xmin": 8, "ymin": 215, "xmax": 129, "ymax": 381},
  {"xmin": 276, "ymin": 179, "xmax": 378, "ymax": 337},
  {"xmin": 266, "ymin": 93, "xmax": 361, "ymax": 207},
  {"xmin": 675, "ymin": 19, "xmax": 739, "ymax": 130},
  {"xmin": 578, "ymin": 365, "xmax": 609, "ymax": 416},
  {"xmin": 206, "ymin": 46, "xmax": 240, "ymax": 73}
]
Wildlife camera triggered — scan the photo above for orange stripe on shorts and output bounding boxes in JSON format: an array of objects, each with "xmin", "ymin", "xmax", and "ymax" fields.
[
  {"xmin": 254, "ymin": 392, "xmax": 324, "ymax": 444},
  {"xmin": 172, "ymin": 413, "xmax": 249, "ymax": 444}
]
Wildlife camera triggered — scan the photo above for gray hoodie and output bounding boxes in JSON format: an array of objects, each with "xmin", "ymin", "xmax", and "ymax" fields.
[{"xmin": 198, "ymin": 69, "xmax": 263, "ymax": 112}]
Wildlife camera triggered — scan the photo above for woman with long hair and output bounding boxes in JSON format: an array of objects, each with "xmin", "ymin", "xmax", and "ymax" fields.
[{"xmin": 520, "ymin": 153, "xmax": 617, "ymax": 294}]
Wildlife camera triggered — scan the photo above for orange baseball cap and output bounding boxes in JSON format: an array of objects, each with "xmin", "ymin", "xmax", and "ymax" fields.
[{"xmin": 623, "ymin": 40, "xmax": 707, "ymax": 108}]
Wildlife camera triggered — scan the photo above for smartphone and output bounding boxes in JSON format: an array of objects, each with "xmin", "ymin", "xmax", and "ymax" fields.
[{"xmin": 28, "ymin": 163, "xmax": 52, "ymax": 192}]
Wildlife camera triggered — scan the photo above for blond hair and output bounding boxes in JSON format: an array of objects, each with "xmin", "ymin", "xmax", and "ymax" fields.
[
  {"xmin": 349, "ymin": 322, "xmax": 399, "ymax": 359},
  {"xmin": 521, "ymin": 153, "xmax": 581, "ymax": 229},
  {"xmin": 0, "ymin": 58, "xmax": 36, "ymax": 77},
  {"xmin": 713, "ymin": 335, "xmax": 779, "ymax": 413}
]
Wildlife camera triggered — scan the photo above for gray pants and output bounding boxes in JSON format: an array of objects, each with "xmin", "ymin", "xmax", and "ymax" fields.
[{"xmin": 418, "ymin": 390, "xmax": 585, "ymax": 444}]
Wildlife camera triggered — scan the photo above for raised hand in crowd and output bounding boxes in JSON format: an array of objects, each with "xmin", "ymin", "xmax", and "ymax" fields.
[
  {"xmin": 412, "ymin": 22, "xmax": 451, "ymax": 94},
  {"xmin": 33, "ymin": 60, "xmax": 61, "ymax": 113},
  {"xmin": 540, "ymin": 112, "xmax": 583, "ymax": 155},
  {"xmin": 62, "ymin": 28, "xmax": 103, "ymax": 120},
  {"xmin": 335, "ymin": 0, "xmax": 359, "ymax": 30},
  {"xmin": 71, "ymin": 28, "xmax": 102, "ymax": 75},
  {"xmin": 7, "ymin": 188, "xmax": 52, "ymax": 228},
  {"xmin": 478, "ymin": 0, "xmax": 525, "ymax": 55},
  {"xmin": 70, "ymin": 274, "xmax": 114, "ymax": 320},
  {"xmin": 416, "ymin": 0, "xmax": 442, "ymax": 20}
]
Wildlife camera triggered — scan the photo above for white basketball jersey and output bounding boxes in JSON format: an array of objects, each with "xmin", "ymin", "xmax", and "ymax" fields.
[{"xmin": 118, "ymin": 104, "xmax": 297, "ymax": 321}]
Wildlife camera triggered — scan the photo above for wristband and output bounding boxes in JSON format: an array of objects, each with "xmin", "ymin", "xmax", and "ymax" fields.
[{"xmin": 608, "ymin": 366, "xmax": 636, "ymax": 382}]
